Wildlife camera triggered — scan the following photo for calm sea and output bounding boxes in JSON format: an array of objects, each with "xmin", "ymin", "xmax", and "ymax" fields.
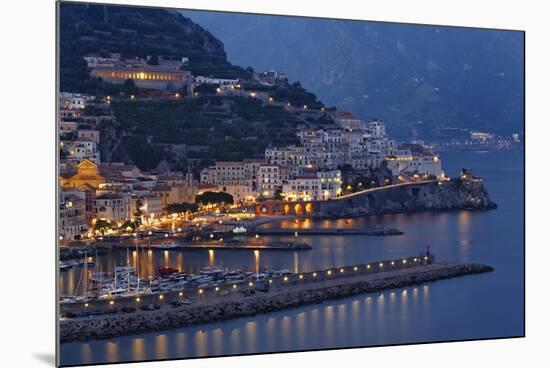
[{"xmin": 59, "ymin": 151, "xmax": 524, "ymax": 366}]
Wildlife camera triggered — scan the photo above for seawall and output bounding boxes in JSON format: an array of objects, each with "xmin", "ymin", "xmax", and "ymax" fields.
[{"xmin": 60, "ymin": 262, "xmax": 493, "ymax": 342}]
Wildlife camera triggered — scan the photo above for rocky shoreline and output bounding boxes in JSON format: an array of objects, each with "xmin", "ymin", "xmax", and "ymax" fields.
[{"xmin": 60, "ymin": 262, "xmax": 493, "ymax": 343}]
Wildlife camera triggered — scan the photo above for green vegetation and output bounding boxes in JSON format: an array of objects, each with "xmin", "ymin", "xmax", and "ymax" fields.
[
  {"xmin": 195, "ymin": 191, "xmax": 234, "ymax": 206},
  {"xmin": 110, "ymin": 95, "xmax": 302, "ymax": 168},
  {"xmin": 194, "ymin": 83, "xmax": 219, "ymax": 94},
  {"xmin": 273, "ymin": 82, "xmax": 324, "ymax": 109},
  {"xmin": 166, "ymin": 203, "xmax": 198, "ymax": 214},
  {"xmin": 59, "ymin": 3, "xmax": 250, "ymax": 94}
]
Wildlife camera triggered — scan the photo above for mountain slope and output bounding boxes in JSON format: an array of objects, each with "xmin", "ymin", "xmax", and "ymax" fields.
[
  {"xmin": 59, "ymin": 3, "xmax": 249, "ymax": 93},
  {"xmin": 183, "ymin": 10, "xmax": 524, "ymax": 138}
]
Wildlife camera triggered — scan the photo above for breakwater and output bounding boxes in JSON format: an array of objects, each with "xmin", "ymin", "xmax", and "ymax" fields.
[
  {"xmin": 59, "ymin": 260, "xmax": 493, "ymax": 342},
  {"xmin": 253, "ymin": 227, "xmax": 403, "ymax": 236}
]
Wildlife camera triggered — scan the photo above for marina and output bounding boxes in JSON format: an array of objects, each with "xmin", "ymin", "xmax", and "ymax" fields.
[
  {"xmin": 58, "ymin": 151, "xmax": 525, "ymax": 365},
  {"xmin": 59, "ymin": 255, "xmax": 493, "ymax": 342}
]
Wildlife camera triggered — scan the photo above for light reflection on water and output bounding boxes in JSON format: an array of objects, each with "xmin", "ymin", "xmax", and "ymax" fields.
[
  {"xmin": 60, "ymin": 151, "xmax": 524, "ymax": 366},
  {"xmin": 65, "ymin": 285, "xmax": 435, "ymax": 365}
]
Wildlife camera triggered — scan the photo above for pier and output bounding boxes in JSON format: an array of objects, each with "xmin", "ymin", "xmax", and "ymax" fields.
[
  {"xmin": 252, "ymin": 227, "xmax": 403, "ymax": 236},
  {"xmin": 59, "ymin": 255, "xmax": 493, "ymax": 342}
]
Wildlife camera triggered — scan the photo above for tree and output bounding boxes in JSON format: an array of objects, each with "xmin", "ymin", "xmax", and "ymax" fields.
[
  {"xmin": 123, "ymin": 79, "xmax": 138, "ymax": 95},
  {"xmin": 133, "ymin": 198, "xmax": 143, "ymax": 227},
  {"xmin": 166, "ymin": 203, "xmax": 198, "ymax": 214},
  {"xmin": 195, "ymin": 191, "xmax": 234, "ymax": 206},
  {"xmin": 193, "ymin": 83, "xmax": 219, "ymax": 94},
  {"xmin": 93, "ymin": 219, "xmax": 111, "ymax": 234},
  {"xmin": 147, "ymin": 54, "xmax": 159, "ymax": 65},
  {"xmin": 273, "ymin": 188, "xmax": 284, "ymax": 201}
]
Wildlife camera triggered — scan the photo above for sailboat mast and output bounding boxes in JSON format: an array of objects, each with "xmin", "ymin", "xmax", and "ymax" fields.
[
  {"xmin": 136, "ymin": 239, "xmax": 140, "ymax": 291},
  {"xmin": 126, "ymin": 248, "xmax": 130, "ymax": 292},
  {"xmin": 83, "ymin": 250, "xmax": 88, "ymax": 299}
]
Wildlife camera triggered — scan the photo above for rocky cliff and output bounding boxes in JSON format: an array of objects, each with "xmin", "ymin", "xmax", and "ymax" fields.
[{"xmin": 316, "ymin": 178, "xmax": 497, "ymax": 217}]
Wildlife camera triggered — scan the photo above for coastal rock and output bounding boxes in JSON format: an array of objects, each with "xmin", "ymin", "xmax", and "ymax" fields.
[{"xmin": 317, "ymin": 178, "xmax": 497, "ymax": 218}]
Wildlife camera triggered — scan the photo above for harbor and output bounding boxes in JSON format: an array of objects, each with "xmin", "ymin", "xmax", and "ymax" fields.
[{"xmin": 59, "ymin": 254, "xmax": 493, "ymax": 342}]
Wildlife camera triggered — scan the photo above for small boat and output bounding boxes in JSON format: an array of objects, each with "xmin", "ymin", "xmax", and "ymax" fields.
[
  {"xmin": 59, "ymin": 261, "xmax": 73, "ymax": 271},
  {"xmin": 158, "ymin": 267, "xmax": 179, "ymax": 277},
  {"xmin": 157, "ymin": 242, "xmax": 178, "ymax": 249}
]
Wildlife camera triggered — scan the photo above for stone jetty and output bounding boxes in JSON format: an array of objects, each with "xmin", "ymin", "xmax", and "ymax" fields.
[{"xmin": 59, "ymin": 262, "xmax": 493, "ymax": 342}]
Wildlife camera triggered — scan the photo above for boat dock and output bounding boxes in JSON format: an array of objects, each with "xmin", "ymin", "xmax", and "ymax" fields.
[
  {"xmin": 252, "ymin": 227, "xmax": 403, "ymax": 236},
  {"xmin": 102, "ymin": 241, "xmax": 312, "ymax": 251}
]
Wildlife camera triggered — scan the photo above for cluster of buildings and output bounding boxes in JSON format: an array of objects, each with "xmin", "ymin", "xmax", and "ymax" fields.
[
  {"xmin": 252, "ymin": 70, "xmax": 288, "ymax": 87},
  {"xmin": 58, "ymin": 91, "xmax": 201, "ymax": 241},
  {"xmin": 59, "ymin": 92, "xmax": 103, "ymax": 171},
  {"xmin": 85, "ymin": 53, "xmax": 194, "ymax": 93},
  {"xmin": 85, "ymin": 52, "xmax": 296, "ymax": 100},
  {"xmin": 58, "ymin": 51, "xmax": 448, "ymax": 241},
  {"xmin": 59, "ymin": 158, "xmax": 199, "ymax": 241},
  {"xmin": 199, "ymin": 112, "xmax": 444, "ymax": 203},
  {"xmin": 268, "ymin": 112, "xmax": 443, "ymax": 177}
]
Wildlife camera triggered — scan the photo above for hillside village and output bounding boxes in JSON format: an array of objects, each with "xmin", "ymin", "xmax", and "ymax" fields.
[{"xmin": 59, "ymin": 49, "xmax": 447, "ymax": 243}]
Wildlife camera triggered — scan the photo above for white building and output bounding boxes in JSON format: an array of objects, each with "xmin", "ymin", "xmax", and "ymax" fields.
[
  {"xmin": 59, "ymin": 92, "xmax": 94, "ymax": 110},
  {"xmin": 200, "ymin": 161, "xmax": 251, "ymax": 187},
  {"xmin": 334, "ymin": 112, "xmax": 366, "ymax": 131},
  {"xmin": 385, "ymin": 152, "xmax": 443, "ymax": 178},
  {"xmin": 194, "ymin": 76, "xmax": 239, "ymax": 86},
  {"xmin": 63, "ymin": 140, "xmax": 100, "ymax": 165},
  {"xmin": 134, "ymin": 194, "xmax": 163, "ymax": 224},
  {"xmin": 92, "ymin": 193, "xmax": 132, "ymax": 223},
  {"xmin": 218, "ymin": 184, "xmax": 257, "ymax": 203},
  {"xmin": 258, "ymin": 164, "xmax": 282, "ymax": 197},
  {"xmin": 77, "ymin": 129, "xmax": 100, "ymax": 144},
  {"xmin": 59, "ymin": 191, "xmax": 87, "ymax": 241},
  {"xmin": 59, "ymin": 121, "xmax": 78, "ymax": 136},
  {"xmin": 282, "ymin": 170, "xmax": 342, "ymax": 201},
  {"xmin": 369, "ymin": 119, "xmax": 386, "ymax": 138}
]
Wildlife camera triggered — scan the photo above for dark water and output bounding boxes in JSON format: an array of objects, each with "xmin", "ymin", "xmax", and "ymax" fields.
[{"xmin": 60, "ymin": 151, "xmax": 524, "ymax": 366}]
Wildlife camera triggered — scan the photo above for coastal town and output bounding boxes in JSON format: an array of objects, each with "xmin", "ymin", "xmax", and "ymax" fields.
[
  {"xmin": 52, "ymin": 6, "xmax": 518, "ymax": 361},
  {"xmin": 59, "ymin": 52, "xmax": 449, "ymax": 244}
]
